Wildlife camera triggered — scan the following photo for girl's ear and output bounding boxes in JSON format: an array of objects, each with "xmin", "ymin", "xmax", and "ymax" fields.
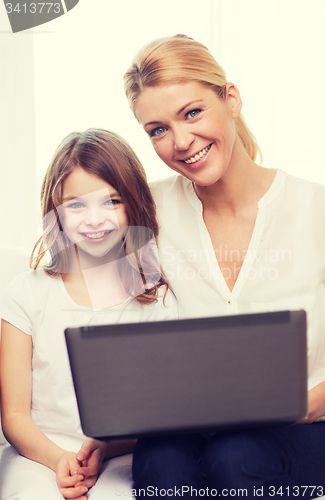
[{"xmin": 225, "ymin": 82, "xmax": 242, "ymax": 119}]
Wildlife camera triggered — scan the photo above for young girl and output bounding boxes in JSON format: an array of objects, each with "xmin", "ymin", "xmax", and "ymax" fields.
[{"xmin": 0, "ymin": 128, "xmax": 177, "ymax": 500}]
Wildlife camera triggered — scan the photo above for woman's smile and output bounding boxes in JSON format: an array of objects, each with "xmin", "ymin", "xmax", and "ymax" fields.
[{"xmin": 181, "ymin": 144, "xmax": 212, "ymax": 167}]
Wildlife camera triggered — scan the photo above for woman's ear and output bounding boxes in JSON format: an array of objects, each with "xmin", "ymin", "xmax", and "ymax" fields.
[{"xmin": 225, "ymin": 83, "xmax": 242, "ymax": 119}]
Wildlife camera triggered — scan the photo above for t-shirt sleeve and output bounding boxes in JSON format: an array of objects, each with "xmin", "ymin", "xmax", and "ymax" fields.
[{"xmin": 0, "ymin": 273, "xmax": 33, "ymax": 337}]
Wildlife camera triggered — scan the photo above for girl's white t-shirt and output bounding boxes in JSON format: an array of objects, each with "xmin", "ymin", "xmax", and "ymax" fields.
[
  {"xmin": 151, "ymin": 169, "xmax": 325, "ymax": 394},
  {"xmin": 0, "ymin": 270, "xmax": 177, "ymax": 448}
]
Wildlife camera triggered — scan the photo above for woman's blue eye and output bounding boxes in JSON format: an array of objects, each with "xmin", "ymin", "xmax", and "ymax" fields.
[
  {"xmin": 151, "ymin": 127, "xmax": 167, "ymax": 137},
  {"xmin": 186, "ymin": 109, "xmax": 201, "ymax": 119}
]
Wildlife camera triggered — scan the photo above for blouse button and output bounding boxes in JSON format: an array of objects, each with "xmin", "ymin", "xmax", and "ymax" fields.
[{"xmin": 227, "ymin": 299, "xmax": 231, "ymax": 304}]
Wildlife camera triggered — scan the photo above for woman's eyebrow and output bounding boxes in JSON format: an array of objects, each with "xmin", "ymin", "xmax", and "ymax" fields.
[
  {"xmin": 144, "ymin": 120, "xmax": 163, "ymax": 128},
  {"xmin": 176, "ymin": 99, "xmax": 204, "ymax": 115},
  {"xmin": 144, "ymin": 99, "xmax": 204, "ymax": 128}
]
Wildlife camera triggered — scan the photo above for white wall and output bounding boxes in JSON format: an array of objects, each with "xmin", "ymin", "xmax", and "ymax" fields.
[
  {"xmin": 0, "ymin": 15, "xmax": 39, "ymax": 319},
  {"xmin": 32, "ymin": 0, "xmax": 210, "ymax": 190},
  {"xmin": 0, "ymin": 19, "xmax": 39, "ymax": 251},
  {"xmin": 210, "ymin": 0, "xmax": 325, "ymax": 183}
]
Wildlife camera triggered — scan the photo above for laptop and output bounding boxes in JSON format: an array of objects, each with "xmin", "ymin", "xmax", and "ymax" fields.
[{"xmin": 65, "ymin": 310, "xmax": 307, "ymax": 440}]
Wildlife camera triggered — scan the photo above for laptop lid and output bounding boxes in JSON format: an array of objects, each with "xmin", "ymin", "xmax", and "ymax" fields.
[{"xmin": 65, "ymin": 310, "xmax": 307, "ymax": 440}]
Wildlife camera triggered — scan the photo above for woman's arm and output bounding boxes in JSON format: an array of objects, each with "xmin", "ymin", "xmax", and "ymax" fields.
[
  {"xmin": 0, "ymin": 319, "xmax": 88, "ymax": 499},
  {"xmin": 302, "ymin": 381, "xmax": 325, "ymax": 424}
]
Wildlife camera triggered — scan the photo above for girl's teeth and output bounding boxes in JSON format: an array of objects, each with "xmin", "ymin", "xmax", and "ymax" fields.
[
  {"xmin": 85, "ymin": 232, "xmax": 106, "ymax": 239},
  {"xmin": 185, "ymin": 145, "xmax": 211, "ymax": 164}
]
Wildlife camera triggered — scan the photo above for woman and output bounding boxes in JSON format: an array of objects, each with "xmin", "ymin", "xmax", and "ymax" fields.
[{"xmin": 121, "ymin": 34, "xmax": 325, "ymax": 498}]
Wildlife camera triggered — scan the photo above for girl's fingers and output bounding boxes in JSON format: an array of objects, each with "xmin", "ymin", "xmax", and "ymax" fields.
[
  {"xmin": 60, "ymin": 485, "xmax": 88, "ymax": 499},
  {"xmin": 77, "ymin": 465, "xmax": 93, "ymax": 476},
  {"xmin": 75, "ymin": 475, "xmax": 98, "ymax": 489},
  {"xmin": 59, "ymin": 474, "xmax": 84, "ymax": 488},
  {"xmin": 76, "ymin": 438, "xmax": 99, "ymax": 462}
]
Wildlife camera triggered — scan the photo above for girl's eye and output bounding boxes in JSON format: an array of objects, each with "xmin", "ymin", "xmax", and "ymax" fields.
[
  {"xmin": 150, "ymin": 126, "xmax": 167, "ymax": 138},
  {"xmin": 186, "ymin": 109, "xmax": 201, "ymax": 119},
  {"xmin": 105, "ymin": 198, "xmax": 122, "ymax": 207},
  {"xmin": 68, "ymin": 202, "xmax": 84, "ymax": 209}
]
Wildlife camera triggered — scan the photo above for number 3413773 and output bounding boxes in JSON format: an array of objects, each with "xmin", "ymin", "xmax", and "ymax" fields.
[{"xmin": 5, "ymin": 3, "xmax": 62, "ymax": 14}]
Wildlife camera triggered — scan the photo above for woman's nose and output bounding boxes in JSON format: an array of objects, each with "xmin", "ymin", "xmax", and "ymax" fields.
[{"xmin": 173, "ymin": 126, "xmax": 194, "ymax": 152}]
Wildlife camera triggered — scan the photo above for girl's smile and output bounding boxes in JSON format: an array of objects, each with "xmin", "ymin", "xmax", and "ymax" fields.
[{"xmin": 81, "ymin": 230, "xmax": 113, "ymax": 243}]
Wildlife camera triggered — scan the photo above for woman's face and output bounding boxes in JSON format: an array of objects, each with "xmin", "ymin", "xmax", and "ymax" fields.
[
  {"xmin": 134, "ymin": 81, "xmax": 242, "ymax": 186},
  {"xmin": 58, "ymin": 167, "xmax": 128, "ymax": 259}
]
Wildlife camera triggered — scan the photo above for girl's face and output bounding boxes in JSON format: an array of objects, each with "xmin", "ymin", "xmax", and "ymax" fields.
[
  {"xmin": 134, "ymin": 81, "xmax": 242, "ymax": 187},
  {"xmin": 58, "ymin": 167, "xmax": 128, "ymax": 258}
]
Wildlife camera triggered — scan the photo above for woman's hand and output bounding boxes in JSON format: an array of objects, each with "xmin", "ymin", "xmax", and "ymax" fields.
[
  {"xmin": 56, "ymin": 450, "xmax": 89, "ymax": 499},
  {"xmin": 300, "ymin": 381, "xmax": 325, "ymax": 424}
]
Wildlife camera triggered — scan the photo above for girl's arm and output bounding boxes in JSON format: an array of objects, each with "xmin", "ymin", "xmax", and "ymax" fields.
[{"xmin": 0, "ymin": 319, "xmax": 88, "ymax": 500}]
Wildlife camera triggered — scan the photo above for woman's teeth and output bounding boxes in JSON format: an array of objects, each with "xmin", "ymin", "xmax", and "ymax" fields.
[
  {"xmin": 84, "ymin": 232, "xmax": 108, "ymax": 239},
  {"xmin": 184, "ymin": 145, "xmax": 211, "ymax": 164}
]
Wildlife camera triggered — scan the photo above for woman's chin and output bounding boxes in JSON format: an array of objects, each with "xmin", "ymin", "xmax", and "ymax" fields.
[{"xmin": 184, "ymin": 168, "xmax": 223, "ymax": 188}]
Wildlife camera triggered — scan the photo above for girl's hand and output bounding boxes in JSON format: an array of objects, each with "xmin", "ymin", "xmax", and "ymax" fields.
[
  {"xmin": 75, "ymin": 438, "xmax": 106, "ymax": 489},
  {"xmin": 300, "ymin": 381, "xmax": 325, "ymax": 424},
  {"xmin": 56, "ymin": 450, "xmax": 89, "ymax": 499},
  {"xmin": 74, "ymin": 437, "xmax": 136, "ymax": 488}
]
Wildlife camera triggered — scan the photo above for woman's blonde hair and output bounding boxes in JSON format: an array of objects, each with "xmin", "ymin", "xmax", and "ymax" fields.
[
  {"xmin": 124, "ymin": 34, "xmax": 262, "ymax": 163},
  {"xmin": 31, "ymin": 128, "xmax": 169, "ymax": 304}
]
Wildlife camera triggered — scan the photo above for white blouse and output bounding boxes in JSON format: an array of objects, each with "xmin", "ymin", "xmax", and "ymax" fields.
[{"xmin": 151, "ymin": 169, "xmax": 325, "ymax": 392}]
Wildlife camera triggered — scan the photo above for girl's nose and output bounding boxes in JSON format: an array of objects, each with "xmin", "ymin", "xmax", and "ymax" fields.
[{"xmin": 85, "ymin": 207, "xmax": 105, "ymax": 227}]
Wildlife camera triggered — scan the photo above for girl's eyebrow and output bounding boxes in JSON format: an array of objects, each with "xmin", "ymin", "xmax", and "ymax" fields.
[
  {"xmin": 62, "ymin": 195, "xmax": 82, "ymax": 203},
  {"xmin": 62, "ymin": 191, "xmax": 120, "ymax": 203},
  {"xmin": 144, "ymin": 99, "xmax": 204, "ymax": 128}
]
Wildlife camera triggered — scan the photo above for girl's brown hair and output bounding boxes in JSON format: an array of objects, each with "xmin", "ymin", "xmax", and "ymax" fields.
[
  {"xmin": 124, "ymin": 34, "xmax": 262, "ymax": 163},
  {"xmin": 31, "ymin": 128, "xmax": 168, "ymax": 304}
]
